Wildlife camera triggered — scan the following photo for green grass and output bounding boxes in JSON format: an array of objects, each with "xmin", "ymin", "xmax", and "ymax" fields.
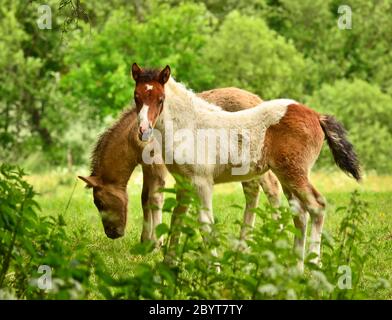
[{"xmin": 26, "ymin": 169, "xmax": 392, "ymax": 299}]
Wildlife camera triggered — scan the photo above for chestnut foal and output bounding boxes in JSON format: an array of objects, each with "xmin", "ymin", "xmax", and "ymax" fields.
[
  {"xmin": 79, "ymin": 86, "xmax": 281, "ymax": 243},
  {"xmin": 131, "ymin": 63, "xmax": 360, "ymax": 269}
]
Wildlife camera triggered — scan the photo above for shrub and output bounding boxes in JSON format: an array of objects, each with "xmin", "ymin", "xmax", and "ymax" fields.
[
  {"xmin": 63, "ymin": 2, "xmax": 215, "ymax": 118},
  {"xmin": 307, "ymin": 79, "xmax": 392, "ymax": 174},
  {"xmin": 0, "ymin": 164, "xmax": 96, "ymax": 299},
  {"xmin": 202, "ymin": 11, "xmax": 307, "ymax": 100},
  {"xmin": 1, "ymin": 165, "xmax": 388, "ymax": 299},
  {"xmin": 96, "ymin": 177, "xmax": 389, "ymax": 299}
]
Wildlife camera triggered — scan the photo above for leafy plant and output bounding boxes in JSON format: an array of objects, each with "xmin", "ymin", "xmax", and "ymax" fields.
[
  {"xmin": 94, "ymin": 176, "xmax": 389, "ymax": 299},
  {"xmin": 0, "ymin": 164, "xmax": 97, "ymax": 299}
]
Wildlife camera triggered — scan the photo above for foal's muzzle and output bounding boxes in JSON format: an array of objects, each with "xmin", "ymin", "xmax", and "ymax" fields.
[
  {"xmin": 138, "ymin": 122, "xmax": 153, "ymax": 142},
  {"xmin": 104, "ymin": 225, "xmax": 124, "ymax": 239}
]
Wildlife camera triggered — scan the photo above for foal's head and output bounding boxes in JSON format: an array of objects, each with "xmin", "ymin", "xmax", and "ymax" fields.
[
  {"xmin": 78, "ymin": 175, "xmax": 128, "ymax": 239},
  {"xmin": 131, "ymin": 63, "xmax": 171, "ymax": 141}
]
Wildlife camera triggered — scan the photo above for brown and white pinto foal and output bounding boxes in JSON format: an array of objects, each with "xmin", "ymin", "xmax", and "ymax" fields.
[
  {"xmin": 132, "ymin": 63, "xmax": 360, "ymax": 269},
  {"xmin": 78, "ymin": 83, "xmax": 281, "ymax": 242}
]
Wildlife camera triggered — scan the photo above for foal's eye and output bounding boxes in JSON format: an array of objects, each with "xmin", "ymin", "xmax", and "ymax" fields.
[{"xmin": 94, "ymin": 199, "xmax": 105, "ymax": 211}]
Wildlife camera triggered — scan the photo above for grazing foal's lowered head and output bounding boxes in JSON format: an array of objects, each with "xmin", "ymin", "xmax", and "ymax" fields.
[
  {"xmin": 131, "ymin": 63, "xmax": 171, "ymax": 142},
  {"xmin": 78, "ymin": 175, "xmax": 128, "ymax": 239},
  {"xmin": 78, "ymin": 109, "xmax": 141, "ymax": 239}
]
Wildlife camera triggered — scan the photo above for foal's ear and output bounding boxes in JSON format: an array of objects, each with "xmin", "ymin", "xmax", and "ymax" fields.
[
  {"xmin": 78, "ymin": 175, "xmax": 101, "ymax": 189},
  {"xmin": 159, "ymin": 65, "xmax": 171, "ymax": 84},
  {"xmin": 131, "ymin": 63, "xmax": 142, "ymax": 81}
]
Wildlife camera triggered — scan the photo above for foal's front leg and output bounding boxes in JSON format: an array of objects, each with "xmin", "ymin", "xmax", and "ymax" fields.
[
  {"xmin": 164, "ymin": 177, "xmax": 217, "ymax": 266},
  {"xmin": 240, "ymin": 179, "xmax": 260, "ymax": 240},
  {"xmin": 192, "ymin": 177, "xmax": 221, "ymax": 267},
  {"xmin": 192, "ymin": 177, "xmax": 214, "ymax": 236},
  {"xmin": 141, "ymin": 164, "xmax": 166, "ymax": 247},
  {"xmin": 164, "ymin": 182, "xmax": 196, "ymax": 264}
]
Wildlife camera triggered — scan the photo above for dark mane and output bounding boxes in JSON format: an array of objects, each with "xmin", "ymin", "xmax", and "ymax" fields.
[
  {"xmin": 90, "ymin": 107, "xmax": 135, "ymax": 176},
  {"xmin": 138, "ymin": 68, "xmax": 161, "ymax": 83}
]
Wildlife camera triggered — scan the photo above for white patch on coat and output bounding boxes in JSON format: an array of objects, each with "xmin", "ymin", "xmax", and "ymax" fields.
[
  {"xmin": 146, "ymin": 84, "xmax": 153, "ymax": 91},
  {"xmin": 155, "ymin": 77, "xmax": 293, "ymax": 182},
  {"xmin": 138, "ymin": 104, "xmax": 150, "ymax": 124}
]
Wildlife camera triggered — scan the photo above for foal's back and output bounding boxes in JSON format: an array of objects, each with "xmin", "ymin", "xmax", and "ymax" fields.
[{"xmin": 198, "ymin": 87, "xmax": 262, "ymax": 111}]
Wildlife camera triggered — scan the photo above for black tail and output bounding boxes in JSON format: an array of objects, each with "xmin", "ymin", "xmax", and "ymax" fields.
[{"xmin": 319, "ymin": 115, "xmax": 361, "ymax": 181}]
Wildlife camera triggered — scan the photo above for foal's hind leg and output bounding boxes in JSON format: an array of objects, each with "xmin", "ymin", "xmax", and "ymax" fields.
[
  {"xmin": 305, "ymin": 185, "xmax": 326, "ymax": 265},
  {"xmin": 272, "ymin": 168, "xmax": 325, "ymax": 270},
  {"xmin": 240, "ymin": 172, "xmax": 281, "ymax": 240},
  {"xmin": 240, "ymin": 180, "xmax": 260, "ymax": 240},
  {"xmin": 282, "ymin": 185, "xmax": 308, "ymax": 272},
  {"xmin": 259, "ymin": 171, "xmax": 281, "ymax": 208},
  {"xmin": 291, "ymin": 182, "xmax": 326, "ymax": 266}
]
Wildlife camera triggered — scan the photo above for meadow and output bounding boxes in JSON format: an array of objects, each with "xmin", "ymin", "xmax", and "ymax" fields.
[
  {"xmin": 1, "ymin": 0, "xmax": 392, "ymax": 301},
  {"xmin": 27, "ymin": 168, "xmax": 392, "ymax": 299}
]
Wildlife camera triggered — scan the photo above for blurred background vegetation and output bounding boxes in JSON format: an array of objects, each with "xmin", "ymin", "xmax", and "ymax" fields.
[
  {"xmin": 1, "ymin": 1, "xmax": 391, "ymax": 300},
  {"xmin": 1, "ymin": 0, "xmax": 391, "ymax": 173}
]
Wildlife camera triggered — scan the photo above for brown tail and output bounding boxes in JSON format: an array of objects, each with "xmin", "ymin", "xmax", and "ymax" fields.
[{"xmin": 319, "ymin": 115, "xmax": 361, "ymax": 181}]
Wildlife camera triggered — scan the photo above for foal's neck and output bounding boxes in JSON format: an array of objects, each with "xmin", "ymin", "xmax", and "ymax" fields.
[
  {"xmin": 91, "ymin": 108, "xmax": 141, "ymax": 188},
  {"xmin": 165, "ymin": 77, "xmax": 222, "ymax": 115}
]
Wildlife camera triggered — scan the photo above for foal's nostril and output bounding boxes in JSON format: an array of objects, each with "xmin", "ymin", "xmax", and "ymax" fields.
[
  {"xmin": 104, "ymin": 227, "xmax": 124, "ymax": 239},
  {"xmin": 138, "ymin": 125, "xmax": 153, "ymax": 141}
]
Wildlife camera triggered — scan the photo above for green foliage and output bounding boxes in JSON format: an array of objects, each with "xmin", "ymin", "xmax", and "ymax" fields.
[
  {"xmin": 307, "ymin": 79, "xmax": 392, "ymax": 173},
  {"xmin": 0, "ymin": 1, "xmax": 76, "ymax": 165},
  {"xmin": 63, "ymin": 2, "xmax": 215, "ymax": 118},
  {"xmin": 164, "ymin": 0, "xmax": 268, "ymax": 19},
  {"xmin": 1, "ymin": 0, "xmax": 391, "ymax": 301},
  {"xmin": 337, "ymin": 0, "xmax": 392, "ymax": 95},
  {"xmin": 2, "ymin": 0, "xmax": 391, "ymax": 174},
  {"xmin": 321, "ymin": 191, "xmax": 374, "ymax": 299},
  {"xmin": 93, "ymin": 178, "xmax": 388, "ymax": 299},
  {"xmin": 265, "ymin": 0, "xmax": 392, "ymax": 95},
  {"xmin": 0, "ymin": 165, "xmax": 389, "ymax": 299},
  {"xmin": 203, "ymin": 11, "xmax": 307, "ymax": 100},
  {"xmin": 264, "ymin": 0, "xmax": 346, "ymax": 92},
  {"xmin": 0, "ymin": 164, "xmax": 96, "ymax": 299}
]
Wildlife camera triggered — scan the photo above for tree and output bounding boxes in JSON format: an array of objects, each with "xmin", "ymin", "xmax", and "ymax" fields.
[
  {"xmin": 336, "ymin": 0, "xmax": 392, "ymax": 95},
  {"xmin": 0, "ymin": 1, "xmax": 69, "ymax": 163},
  {"xmin": 307, "ymin": 79, "xmax": 392, "ymax": 173},
  {"xmin": 202, "ymin": 11, "xmax": 307, "ymax": 100},
  {"xmin": 62, "ymin": 2, "xmax": 216, "ymax": 118},
  {"xmin": 264, "ymin": 0, "xmax": 392, "ymax": 95},
  {"xmin": 163, "ymin": 0, "xmax": 268, "ymax": 19}
]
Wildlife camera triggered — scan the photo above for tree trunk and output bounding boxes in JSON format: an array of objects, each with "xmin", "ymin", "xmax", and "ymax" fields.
[
  {"xmin": 30, "ymin": 107, "xmax": 52, "ymax": 147},
  {"xmin": 133, "ymin": 0, "xmax": 146, "ymax": 22},
  {"xmin": 67, "ymin": 148, "xmax": 73, "ymax": 173}
]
